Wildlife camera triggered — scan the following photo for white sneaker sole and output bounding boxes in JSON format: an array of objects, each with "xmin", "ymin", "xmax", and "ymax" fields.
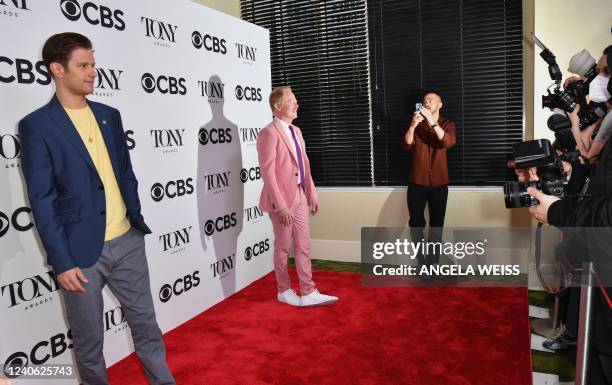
[
  {"xmin": 301, "ymin": 298, "xmax": 339, "ymax": 307},
  {"xmin": 277, "ymin": 297, "xmax": 301, "ymax": 307}
]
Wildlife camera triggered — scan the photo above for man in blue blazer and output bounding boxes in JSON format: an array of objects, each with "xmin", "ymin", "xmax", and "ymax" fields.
[{"xmin": 19, "ymin": 33, "xmax": 174, "ymax": 385}]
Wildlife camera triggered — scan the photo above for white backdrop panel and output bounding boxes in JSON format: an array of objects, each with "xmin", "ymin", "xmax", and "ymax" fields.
[{"xmin": 0, "ymin": 0, "xmax": 273, "ymax": 382}]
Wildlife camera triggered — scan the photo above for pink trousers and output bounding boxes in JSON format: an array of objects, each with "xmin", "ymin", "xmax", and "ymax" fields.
[{"xmin": 268, "ymin": 187, "xmax": 315, "ymax": 295}]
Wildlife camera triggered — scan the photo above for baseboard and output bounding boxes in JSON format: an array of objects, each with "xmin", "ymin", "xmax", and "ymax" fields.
[
  {"xmin": 310, "ymin": 239, "xmax": 361, "ymax": 263},
  {"xmin": 533, "ymin": 372, "xmax": 560, "ymax": 385},
  {"xmin": 310, "ymin": 240, "xmax": 550, "ymax": 290}
]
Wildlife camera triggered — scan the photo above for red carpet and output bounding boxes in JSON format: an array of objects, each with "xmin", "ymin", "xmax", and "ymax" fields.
[{"xmin": 108, "ymin": 269, "xmax": 531, "ymax": 385}]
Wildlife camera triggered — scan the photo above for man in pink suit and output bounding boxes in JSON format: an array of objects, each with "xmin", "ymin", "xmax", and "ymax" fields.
[{"xmin": 257, "ymin": 86, "xmax": 339, "ymax": 307}]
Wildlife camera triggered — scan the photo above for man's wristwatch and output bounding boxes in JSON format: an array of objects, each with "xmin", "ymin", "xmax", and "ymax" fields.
[{"xmin": 431, "ymin": 123, "xmax": 438, "ymax": 128}]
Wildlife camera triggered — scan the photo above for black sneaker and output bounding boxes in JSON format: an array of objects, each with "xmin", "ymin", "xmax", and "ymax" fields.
[{"xmin": 542, "ymin": 326, "xmax": 577, "ymax": 350}]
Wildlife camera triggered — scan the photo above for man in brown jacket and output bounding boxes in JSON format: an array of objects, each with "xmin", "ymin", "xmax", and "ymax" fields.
[{"xmin": 403, "ymin": 92, "xmax": 456, "ymax": 264}]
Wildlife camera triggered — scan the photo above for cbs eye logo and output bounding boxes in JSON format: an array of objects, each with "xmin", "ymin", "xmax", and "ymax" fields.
[
  {"xmin": 60, "ymin": 0, "xmax": 81, "ymax": 21},
  {"xmin": 203, "ymin": 220, "xmax": 215, "ymax": 236},
  {"xmin": 191, "ymin": 31, "xmax": 227, "ymax": 54},
  {"xmin": 141, "ymin": 73, "xmax": 187, "ymax": 95},
  {"xmin": 60, "ymin": 0, "xmax": 125, "ymax": 31},
  {"xmin": 150, "ymin": 183, "xmax": 164, "ymax": 202},
  {"xmin": 198, "ymin": 128, "xmax": 232, "ymax": 145},
  {"xmin": 203, "ymin": 213, "xmax": 237, "ymax": 236},
  {"xmin": 244, "ymin": 239, "xmax": 270, "ymax": 261},
  {"xmin": 235, "ymin": 85, "xmax": 262, "ymax": 102},
  {"xmin": 3, "ymin": 330, "xmax": 74, "ymax": 379},
  {"xmin": 150, "ymin": 179, "xmax": 194, "ymax": 202},
  {"xmin": 158, "ymin": 271, "xmax": 200, "ymax": 303},
  {"xmin": 240, "ymin": 167, "xmax": 261, "ymax": 183},
  {"xmin": 3, "ymin": 351, "xmax": 27, "ymax": 379},
  {"xmin": 0, "ymin": 207, "xmax": 33, "ymax": 238}
]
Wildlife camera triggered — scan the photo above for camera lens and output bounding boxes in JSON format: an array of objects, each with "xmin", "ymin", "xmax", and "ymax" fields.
[
  {"xmin": 504, "ymin": 181, "xmax": 539, "ymax": 208},
  {"xmin": 542, "ymin": 94, "xmax": 556, "ymax": 109},
  {"xmin": 547, "ymin": 114, "xmax": 571, "ymax": 132},
  {"xmin": 557, "ymin": 91, "xmax": 576, "ymax": 113}
]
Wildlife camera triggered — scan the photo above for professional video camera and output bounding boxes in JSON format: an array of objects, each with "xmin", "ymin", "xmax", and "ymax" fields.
[
  {"xmin": 534, "ymin": 34, "xmax": 608, "ymax": 132},
  {"xmin": 504, "ymin": 139, "xmax": 569, "ymax": 208}
]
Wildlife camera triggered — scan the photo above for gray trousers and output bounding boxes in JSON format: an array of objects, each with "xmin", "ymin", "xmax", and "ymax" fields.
[{"xmin": 62, "ymin": 228, "xmax": 175, "ymax": 385}]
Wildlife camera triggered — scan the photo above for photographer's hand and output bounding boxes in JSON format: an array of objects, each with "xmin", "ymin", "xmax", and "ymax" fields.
[
  {"xmin": 561, "ymin": 160, "xmax": 573, "ymax": 173},
  {"xmin": 418, "ymin": 107, "xmax": 446, "ymax": 140},
  {"xmin": 563, "ymin": 75, "xmax": 582, "ymax": 89},
  {"xmin": 527, "ymin": 187, "xmax": 560, "ymax": 224},
  {"xmin": 567, "ymin": 104, "xmax": 592, "ymax": 156},
  {"xmin": 411, "ymin": 111, "xmax": 424, "ymax": 127},
  {"xmin": 405, "ymin": 112, "xmax": 423, "ymax": 147},
  {"xmin": 419, "ymin": 107, "xmax": 434, "ymax": 124},
  {"xmin": 569, "ymin": 104, "xmax": 581, "ymax": 128}
]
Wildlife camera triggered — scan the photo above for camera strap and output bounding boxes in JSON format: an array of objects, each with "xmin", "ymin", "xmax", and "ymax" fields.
[{"xmin": 535, "ymin": 223, "xmax": 570, "ymax": 295}]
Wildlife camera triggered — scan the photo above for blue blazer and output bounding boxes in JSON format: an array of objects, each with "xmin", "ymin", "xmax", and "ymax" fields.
[{"xmin": 19, "ymin": 95, "xmax": 151, "ymax": 274}]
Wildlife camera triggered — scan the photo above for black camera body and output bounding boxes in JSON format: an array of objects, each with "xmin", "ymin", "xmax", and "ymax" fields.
[
  {"xmin": 542, "ymin": 79, "xmax": 589, "ymax": 113},
  {"xmin": 535, "ymin": 37, "xmax": 608, "ymax": 132},
  {"xmin": 542, "ymin": 75, "xmax": 606, "ymax": 131},
  {"xmin": 504, "ymin": 139, "xmax": 568, "ymax": 208},
  {"xmin": 579, "ymin": 101, "xmax": 608, "ymax": 129}
]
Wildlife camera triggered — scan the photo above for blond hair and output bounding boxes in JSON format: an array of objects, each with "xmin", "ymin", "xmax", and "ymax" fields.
[{"xmin": 269, "ymin": 86, "xmax": 292, "ymax": 112}]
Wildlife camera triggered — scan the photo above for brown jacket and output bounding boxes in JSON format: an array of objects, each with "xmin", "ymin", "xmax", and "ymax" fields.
[{"xmin": 404, "ymin": 116, "xmax": 456, "ymax": 186}]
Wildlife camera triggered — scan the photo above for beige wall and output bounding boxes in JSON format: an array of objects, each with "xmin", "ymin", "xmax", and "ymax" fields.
[
  {"xmin": 310, "ymin": 189, "xmax": 534, "ymax": 241},
  {"xmin": 190, "ymin": 0, "xmax": 240, "ymax": 18},
  {"xmin": 533, "ymin": 0, "xmax": 612, "ymax": 140}
]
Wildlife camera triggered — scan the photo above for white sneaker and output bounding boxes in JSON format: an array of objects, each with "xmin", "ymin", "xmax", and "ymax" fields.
[
  {"xmin": 277, "ymin": 289, "xmax": 301, "ymax": 306},
  {"xmin": 300, "ymin": 289, "xmax": 338, "ymax": 307}
]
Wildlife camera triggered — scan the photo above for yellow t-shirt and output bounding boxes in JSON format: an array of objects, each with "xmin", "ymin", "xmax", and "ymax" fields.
[{"xmin": 65, "ymin": 105, "xmax": 131, "ymax": 241}]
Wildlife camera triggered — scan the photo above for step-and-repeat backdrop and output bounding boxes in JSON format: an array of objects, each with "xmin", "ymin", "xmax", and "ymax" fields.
[{"xmin": 0, "ymin": 0, "xmax": 272, "ymax": 382}]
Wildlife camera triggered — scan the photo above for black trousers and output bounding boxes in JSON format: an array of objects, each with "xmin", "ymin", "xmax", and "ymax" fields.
[
  {"xmin": 557, "ymin": 287, "xmax": 580, "ymax": 338},
  {"xmin": 407, "ymin": 182, "xmax": 449, "ymax": 263},
  {"xmin": 589, "ymin": 287, "xmax": 612, "ymax": 385},
  {"xmin": 559, "ymin": 288, "xmax": 612, "ymax": 385},
  {"xmin": 591, "ymin": 349, "xmax": 612, "ymax": 385}
]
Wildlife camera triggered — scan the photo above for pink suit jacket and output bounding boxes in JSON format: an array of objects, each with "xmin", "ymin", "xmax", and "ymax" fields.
[{"xmin": 257, "ymin": 120, "xmax": 318, "ymax": 213}]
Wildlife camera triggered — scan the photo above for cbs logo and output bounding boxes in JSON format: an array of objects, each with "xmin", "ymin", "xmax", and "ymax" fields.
[
  {"xmin": 125, "ymin": 130, "xmax": 135, "ymax": 150},
  {"xmin": 203, "ymin": 213, "xmax": 237, "ymax": 236},
  {"xmin": 235, "ymin": 85, "xmax": 262, "ymax": 102},
  {"xmin": 0, "ymin": 207, "xmax": 33, "ymax": 238},
  {"xmin": 141, "ymin": 73, "xmax": 187, "ymax": 95},
  {"xmin": 240, "ymin": 167, "xmax": 261, "ymax": 183},
  {"xmin": 159, "ymin": 271, "xmax": 200, "ymax": 303},
  {"xmin": 150, "ymin": 179, "xmax": 194, "ymax": 202},
  {"xmin": 0, "ymin": 58, "xmax": 50, "ymax": 86},
  {"xmin": 60, "ymin": 0, "xmax": 125, "ymax": 31},
  {"xmin": 191, "ymin": 31, "xmax": 227, "ymax": 54},
  {"xmin": 244, "ymin": 239, "xmax": 270, "ymax": 261},
  {"xmin": 198, "ymin": 127, "xmax": 232, "ymax": 145},
  {"xmin": 3, "ymin": 330, "xmax": 73, "ymax": 379}
]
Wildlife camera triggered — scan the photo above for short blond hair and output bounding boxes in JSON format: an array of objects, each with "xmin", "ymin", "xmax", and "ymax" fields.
[{"xmin": 269, "ymin": 86, "xmax": 292, "ymax": 112}]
